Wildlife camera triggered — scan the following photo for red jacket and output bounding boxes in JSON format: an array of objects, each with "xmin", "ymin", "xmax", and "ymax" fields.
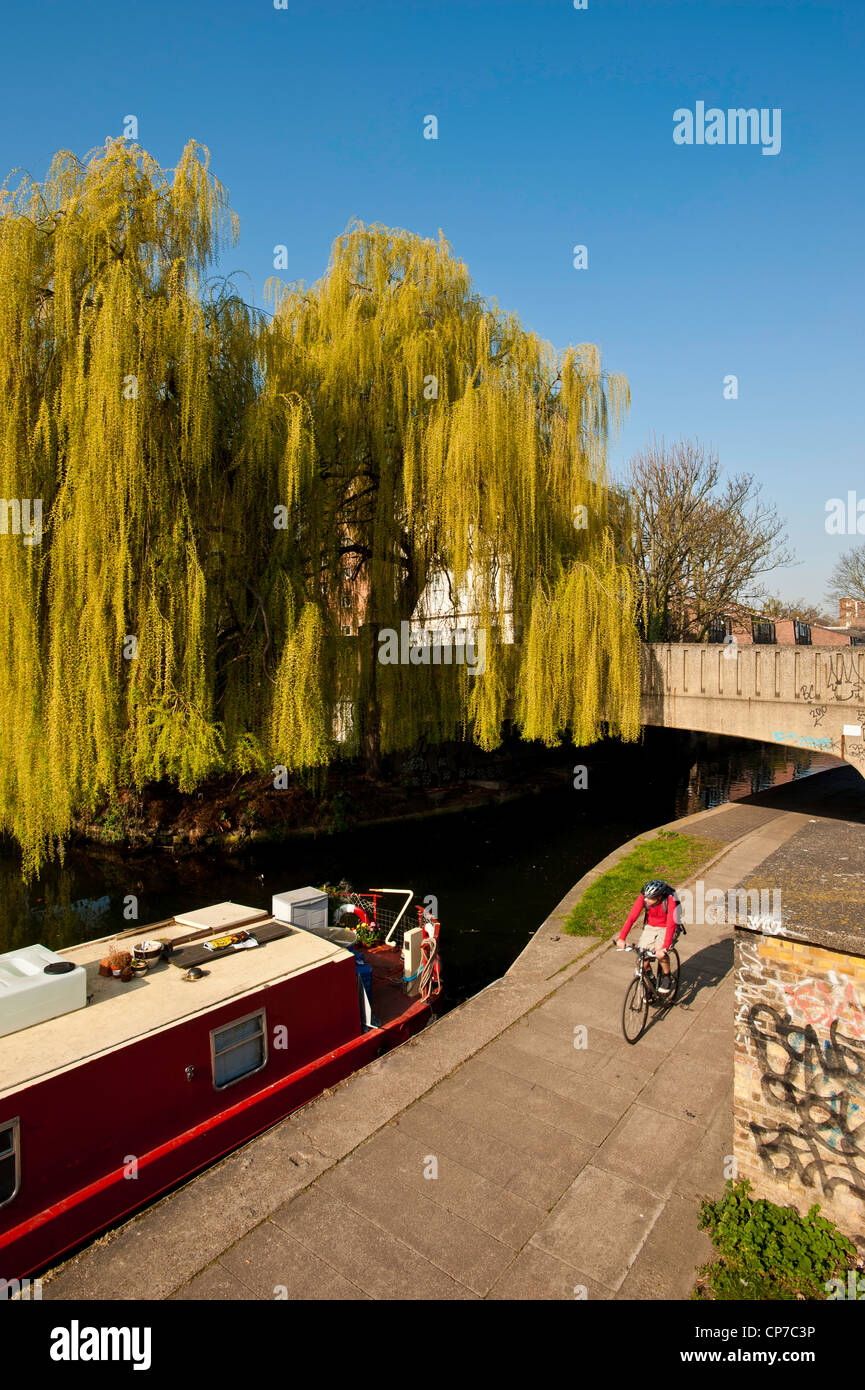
[{"xmin": 619, "ymin": 893, "xmax": 678, "ymax": 950}]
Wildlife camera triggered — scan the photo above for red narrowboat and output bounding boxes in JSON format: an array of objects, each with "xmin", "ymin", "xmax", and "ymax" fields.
[{"xmin": 0, "ymin": 886, "xmax": 441, "ymax": 1280}]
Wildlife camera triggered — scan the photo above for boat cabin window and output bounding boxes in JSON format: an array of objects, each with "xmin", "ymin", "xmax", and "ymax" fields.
[
  {"xmin": 0, "ymin": 1118, "xmax": 20, "ymax": 1207},
  {"xmin": 210, "ymin": 1011, "xmax": 267, "ymax": 1089}
]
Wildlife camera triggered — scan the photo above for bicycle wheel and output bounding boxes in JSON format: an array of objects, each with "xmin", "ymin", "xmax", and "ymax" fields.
[
  {"xmin": 622, "ymin": 975, "xmax": 649, "ymax": 1044},
  {"xmin": 658, "ymin": 948, "xmax": 680, "ymax": 1007}
]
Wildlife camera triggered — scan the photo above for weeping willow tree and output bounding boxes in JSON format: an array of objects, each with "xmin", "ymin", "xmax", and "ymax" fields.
[
  {"xmin": 0, "ymin": 139, "xmax": 270, "ymax": 874},
  {"xmin": 0, "ymin": 139, "xmax": 641, "ymax": 876},
  {"xmin": 260, "ymin": 222, "xmax": 642, "ymax": 773}
]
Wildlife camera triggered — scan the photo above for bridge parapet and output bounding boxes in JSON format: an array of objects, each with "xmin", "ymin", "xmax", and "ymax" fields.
[{"xmin": 641, "ymin": 643, "xmax": 865, "ymax": 779}]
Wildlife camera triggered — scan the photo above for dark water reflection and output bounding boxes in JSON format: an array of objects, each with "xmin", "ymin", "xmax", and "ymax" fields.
[{"xmin": 0, "ymin": 735, "xmax": 842, "ymax": 1009}]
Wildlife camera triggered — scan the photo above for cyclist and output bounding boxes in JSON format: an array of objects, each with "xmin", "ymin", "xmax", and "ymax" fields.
[{"xmin": 616, "ymin": 879, "xmax": 678, "ymax": 995}]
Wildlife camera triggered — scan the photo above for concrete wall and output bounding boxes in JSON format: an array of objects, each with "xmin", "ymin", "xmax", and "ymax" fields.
[
  {"xmin": 642, "ymin": 643, "xmax": 865, "ymax": 780},
  {"xmin": 733, "ymin": 924, "xmax": 865, "ymax": 1247}
]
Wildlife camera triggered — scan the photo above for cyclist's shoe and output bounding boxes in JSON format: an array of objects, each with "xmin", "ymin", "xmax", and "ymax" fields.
[{"xmin": 657, "ymin": 974, "xmax": 673, "ymax": 995}]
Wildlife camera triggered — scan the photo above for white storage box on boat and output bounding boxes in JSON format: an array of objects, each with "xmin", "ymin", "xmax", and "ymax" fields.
[
  {"xmin": 272, "ymin": 887, "xmax": 329, "ymax": 932},
  {"xmin": 0, "ymin": 944, "xmax": 88, "ymax": 1039}
]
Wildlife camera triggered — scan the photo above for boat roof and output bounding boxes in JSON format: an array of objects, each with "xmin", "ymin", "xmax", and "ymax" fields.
[{"xmin": 0, "ymin": 902, "xmax": 353, "ymax": 1098}]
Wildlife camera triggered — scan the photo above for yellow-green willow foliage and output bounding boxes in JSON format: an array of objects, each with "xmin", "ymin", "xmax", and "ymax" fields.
[
  {"xmin": 0, "ymin": 140, "xmax": 265, "ymax": 874},
  {"xmin": 262, "ymin": 222, "xmax": 639, "ymax": 767},
  {"xmin": 269, "ymin": 597, "xmax": 330, "ymax": 768},
  {"xmin": 0, "ymin": 139, "xmax": 639, "ymax": 875}
]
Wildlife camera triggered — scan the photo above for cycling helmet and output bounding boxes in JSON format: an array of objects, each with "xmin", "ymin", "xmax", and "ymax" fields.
[{"xmin": 642, "ymin": 880, "xmax": 667, "ymax": 901}]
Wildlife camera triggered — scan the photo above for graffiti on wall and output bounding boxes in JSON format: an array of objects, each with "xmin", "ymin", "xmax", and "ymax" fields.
[
  {"xmin": 745, "ymin": 1002, "xmax": 865, "ymax": 1205},
  {"xmin": 736, "ymin": 935, "xmax": 865, "ymax": 1208},
  {"xmin": 787, "ymin": 973, "xmax": 865, "ymax": 1042}
]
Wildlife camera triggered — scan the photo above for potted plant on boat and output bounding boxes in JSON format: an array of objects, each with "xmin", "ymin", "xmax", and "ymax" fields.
[
  {"xmin": 354, "ymin": 919, "xmax": 382, "ymax": 949},
  {"xmin": 107, "ymin": 949, "xmax": 133, "ymax": 979}
]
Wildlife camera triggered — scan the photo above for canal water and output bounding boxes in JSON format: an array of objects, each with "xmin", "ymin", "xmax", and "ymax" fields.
[{"xmin": 0, "ymin": 734, "xmax": 841, "ymax": 1010}]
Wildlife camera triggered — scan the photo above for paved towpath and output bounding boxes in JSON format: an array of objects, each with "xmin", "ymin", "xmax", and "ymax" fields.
[{"xmin": 41, "ymin": 766, "xmax": 863, "ymax": 1300}]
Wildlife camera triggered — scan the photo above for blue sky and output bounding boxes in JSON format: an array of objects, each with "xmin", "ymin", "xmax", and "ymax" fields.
[{"xmin": 3, "ymin": 0, "xmax": 862, "ymax": 610}]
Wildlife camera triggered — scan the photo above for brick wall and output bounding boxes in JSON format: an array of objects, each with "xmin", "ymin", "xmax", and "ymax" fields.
[
  {"xmin": 734, "ymin": 927, "xmax": 865, "ymax": 1247},
  {"xmin": 727, "ymin": 618, "xmax": 852, "ymax": 647}
]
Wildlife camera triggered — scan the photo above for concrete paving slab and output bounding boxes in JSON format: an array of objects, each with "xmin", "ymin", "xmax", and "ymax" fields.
[
  {"xmin": 421, "ymin": 1085, "xmax": 595, "ymax": 1204},
  {"xmin": 525, "ymin": 1008, "xmax": 674, "ymax": 1071},
  {"xmin": 427, "ymin": 1060, "xmax": 623, "ymax": 1148},
  {"xmin": 689, "ymin": 806, "xmax": 784, "ymax": 843},
  {"xmin": 480, "ymin": 1038, "xmax": 637, "ymax": 1116},
  {"xmin": 526, "ymin": 1009, "xmax": 669, "ymax": 1064},
  {"xmin": 681, "ymin": 993, "xmax": 735, "ymax": 1046},
  {"xmin": 393, "ymin": 1098, "xmax": 527, "ymax": 1188},
  {"xmin": 673, "ymin": 1111, "xmax": 734, "ymax": 1206},
  {"xmin": 631, "ymin": 999, "xmax": 713, "ymax": 1050},
  {"xmin": 218, "ymin": 1220, "xmax": 367, "ymax": 1301},
  {"xmin": 636, "ymin": 1050, "xmax": 732, "ymax": 1127},
  {"xmin": 531, "ymin": 1165, "xmax": 664, "ymax": 1289},
  {"xmin": 359, "ymin": 1125, "xmax": 544, "ymax": 1247},
  {"xmin": 595, "ymin": 1050, "xmax": 662, "ymax": 1097},
  {"xmin": 393, "ymin": 1099, "xmax": 581, "ymax": 1210},
  {"xmin": 591, "ymin": 1102, "xmax": 705, "ymax": 1199},
  {"xmin": 270, "ymin": 1186, "xmax": 478, "ymax": 1299},
  {"xmin": 615, "ymin": 1193, "xmax": 717, "ymax": 1301},
  {"xmin": 486, "ymin": 1243, "xmax": 616, "ymax": 1301},
  {"xmin": 171, "ymin": 1264, "xmax": 260, "ymax": 1301},
  {"xmin": 531, "ymin": 989, "xmax": 637, "ymax": 1035},
  {"xmin": 492, "ymin": 1016, "xmax": 611, "ymax": 1074},
  {"xmin": 314, "ymin": 1146, "xmax": 515, "ymax": 1294}
]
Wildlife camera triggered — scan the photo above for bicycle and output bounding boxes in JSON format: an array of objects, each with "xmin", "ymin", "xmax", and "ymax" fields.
[{"xmin": 620, "ymin": 926, "xmax": 685, "ymax": 1044}]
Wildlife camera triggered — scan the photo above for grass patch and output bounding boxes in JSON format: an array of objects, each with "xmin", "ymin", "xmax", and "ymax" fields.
[{"xmin": 564, "ymin": 829, "xmax": 717, "ymax": 937}]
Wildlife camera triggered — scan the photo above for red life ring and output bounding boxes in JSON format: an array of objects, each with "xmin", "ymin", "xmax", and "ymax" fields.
[{"xmin": 336, "ymin": 903, "xmax": 370, "ymax": 929}]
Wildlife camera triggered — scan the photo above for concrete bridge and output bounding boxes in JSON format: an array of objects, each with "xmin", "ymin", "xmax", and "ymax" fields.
[{"xmin": 641, "ymin": 642, "xmax": 865, "ymax": 780}]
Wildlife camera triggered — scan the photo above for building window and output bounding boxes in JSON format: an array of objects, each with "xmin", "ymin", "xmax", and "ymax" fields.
[
  {"xmin": 210, "ymin": 1011, "xmax": 267, "ymax": 1090},
  {"xmin": 0, "ymin": 1119, "xmax": 20, "ymax": 1207},
  {"xmin": 752, "ymin": 618, "xmax": 776, "ymax": 645}
]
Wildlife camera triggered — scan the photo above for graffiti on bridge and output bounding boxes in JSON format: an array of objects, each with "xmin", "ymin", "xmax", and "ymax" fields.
[
  {"xmin": 772, "ymin": 730, "xmax": 838, "ymax": 752},
  {"xmin": 825, "ymin": 652, "xmax": 864, "ymax": 703}
]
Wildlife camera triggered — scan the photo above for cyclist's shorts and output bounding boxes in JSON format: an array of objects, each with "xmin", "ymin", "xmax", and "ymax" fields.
[{"xmin": 637, "ymin": 925, "xmax": 668, "ymax": 953}]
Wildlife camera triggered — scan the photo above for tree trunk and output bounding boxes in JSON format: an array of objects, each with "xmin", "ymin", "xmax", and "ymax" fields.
[{"xmin": 361, "ymin": 618, "xmax": 382, "ymax": 777}]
